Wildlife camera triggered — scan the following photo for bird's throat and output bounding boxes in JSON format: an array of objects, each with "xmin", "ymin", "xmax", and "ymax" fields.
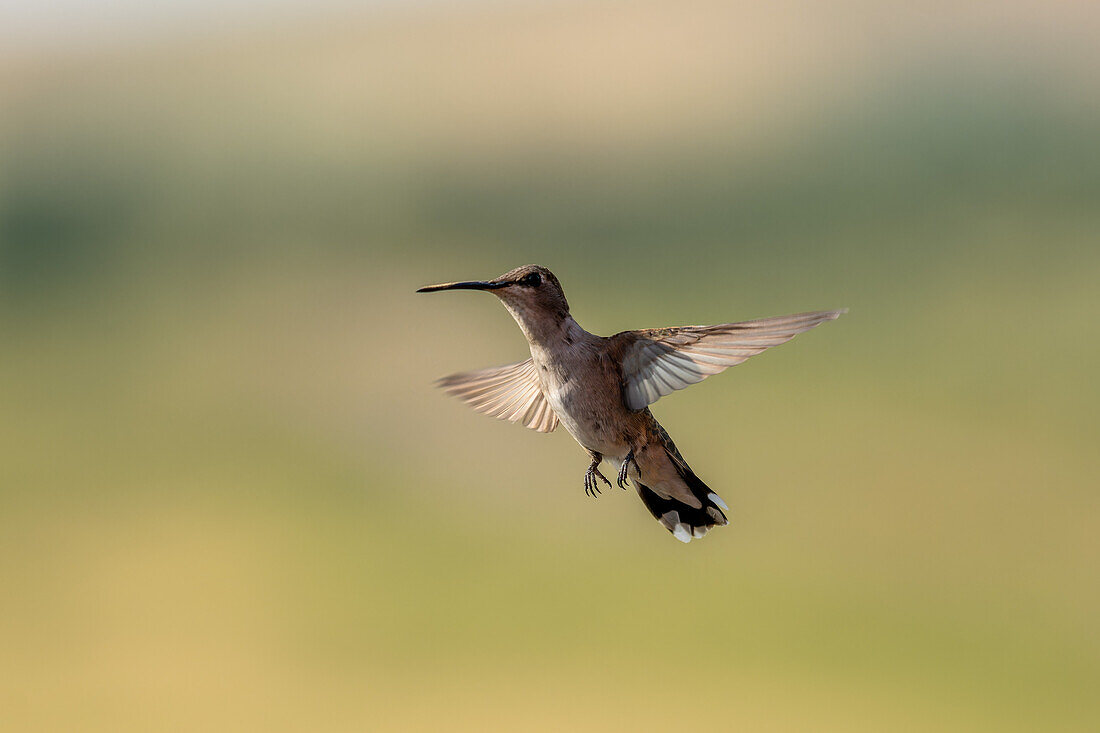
[{"xmin": 501, "ymin": 301, "xmax": 585, "ymax": 350}]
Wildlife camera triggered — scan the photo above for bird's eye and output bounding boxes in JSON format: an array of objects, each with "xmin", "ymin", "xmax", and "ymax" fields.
[{"xmin": 521, "ymin": 273, "xmax": 542, "ymax": 287}]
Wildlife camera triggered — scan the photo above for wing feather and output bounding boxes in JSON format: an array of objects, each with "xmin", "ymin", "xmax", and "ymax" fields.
[
  {"xmin": 436, "ymin": 358, "xmax": 558, "ymax": 433},
  {"xmin": 613, "ymin": 309, "xmax": 846, "ymax": 410}
]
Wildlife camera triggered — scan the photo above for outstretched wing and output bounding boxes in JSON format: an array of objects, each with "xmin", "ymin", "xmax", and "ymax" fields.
[
  {"xmin": 611, "ymin": 309, "xmax": 846, "ymax": 411},
  {"xmin": 436, "ymin": 358, "xmax": 558, "ymax": 433}
]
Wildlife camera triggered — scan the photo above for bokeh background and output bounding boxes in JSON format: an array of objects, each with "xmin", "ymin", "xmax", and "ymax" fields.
[{"xmin": 2, "ymin": 1, "xmax": 1099, "ymax": 730}]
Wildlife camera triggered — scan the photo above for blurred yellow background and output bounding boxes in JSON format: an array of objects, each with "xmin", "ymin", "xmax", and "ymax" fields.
[{"xmin": 2, "ymin": 1, "xmax": 1098, "ymax": 730}]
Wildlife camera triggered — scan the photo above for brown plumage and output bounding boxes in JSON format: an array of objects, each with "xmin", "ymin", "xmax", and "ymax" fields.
[{"xmin": 418, "ymin": 265, "xmax": 845, "ymax": 543}]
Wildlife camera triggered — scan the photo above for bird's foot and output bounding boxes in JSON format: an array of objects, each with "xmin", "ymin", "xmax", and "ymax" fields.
[
  {"xmin": 584, "ymin": 458, "xmax": 613, "ymax": 498},
  {"xmin": 617, "ymin": 450, "xmax": 638, "ymax": 489}
]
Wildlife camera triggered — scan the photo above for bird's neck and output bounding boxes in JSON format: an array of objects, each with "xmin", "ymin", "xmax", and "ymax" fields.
[{"xmin": 502, "ymin": 303, "xmax": 588, "ymax": 350}]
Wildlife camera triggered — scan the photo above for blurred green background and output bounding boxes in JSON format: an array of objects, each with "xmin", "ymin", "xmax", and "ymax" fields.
[{"xmin": 2, "ymin": 1, "xmax": 1099, "ymax": 730}]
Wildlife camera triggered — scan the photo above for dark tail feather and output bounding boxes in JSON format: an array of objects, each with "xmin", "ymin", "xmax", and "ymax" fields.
[{"xmin": 636, "ymin": 471, "xmax": 729, "ymax": 544}]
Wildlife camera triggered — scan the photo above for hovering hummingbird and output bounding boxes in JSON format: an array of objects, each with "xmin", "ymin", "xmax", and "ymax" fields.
[{"xmin": 417, "ymin": 265, "xmax": 845, "ymax": 543}]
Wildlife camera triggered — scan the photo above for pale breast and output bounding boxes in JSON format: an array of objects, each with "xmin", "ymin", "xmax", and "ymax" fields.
[{"xmin": 533, "ymin": 344, "xmax": 629, "ymax": 460}]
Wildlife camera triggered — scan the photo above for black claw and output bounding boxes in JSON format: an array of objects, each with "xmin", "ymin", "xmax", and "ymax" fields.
[
  {"xmin": 617, "ymin": 450, "xmax": 638, "ymax": 489},
  {"xmin": 584, "ymin": 459, "xmax": 611, "ymax": 498}
]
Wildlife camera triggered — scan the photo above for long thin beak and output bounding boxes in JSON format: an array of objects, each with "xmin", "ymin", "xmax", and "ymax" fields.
[{"xmin": 416, "ymin": 280, "xmax": 508, "ymax": 293}]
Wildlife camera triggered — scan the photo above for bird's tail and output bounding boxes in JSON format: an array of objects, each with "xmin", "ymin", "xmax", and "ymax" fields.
[{"xmin": 636, "ymin": 468, "xmax": 729, "ymax": 544}]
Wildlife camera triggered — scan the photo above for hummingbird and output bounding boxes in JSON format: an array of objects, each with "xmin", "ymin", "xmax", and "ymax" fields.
[{"xmin": 417, "ymin": 265, "xmax": 845, "ymax": 543}]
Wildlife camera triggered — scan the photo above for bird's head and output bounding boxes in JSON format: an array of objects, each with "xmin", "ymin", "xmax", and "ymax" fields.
[{"xmin": 417, "ymin": 265, "xmax": 570, "ymax": 335}]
